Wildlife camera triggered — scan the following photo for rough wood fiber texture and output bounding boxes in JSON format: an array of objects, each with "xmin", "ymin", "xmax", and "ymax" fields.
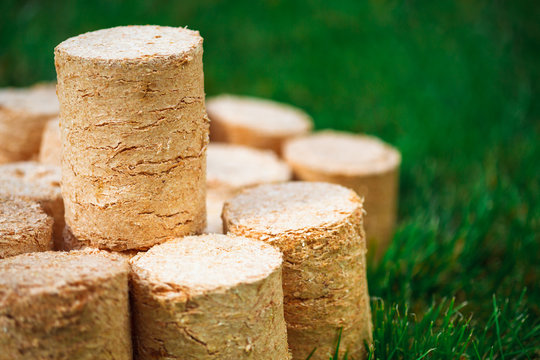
[
  {"xmin": 205, "ymin": 143, "xmax": 291, "ymax": 233},
  {"xmin": 39, "ymin": 117, "xmax": 61, "ymax": 165},
  {"xmin": 55, "ymin": 26, "xmax": 209, "ymax": 250},
  {"xmin": 207, "ymin": 95, "xmax": 312, "ymax": 155},
  {"xmin": 0, "ymin": 83, "xmax": 59, "ymax": 163},
  {"xmin": 62, "ymin": 225, "xmax": 139, "ymax": 259},
  {"xmin": 0, "ymin": 196, "xmax": 53, "ymax": 259},
  {"xmin": 0, "ymin": 250, "xmax": 132, "ymax": 360},
  {"xmin": 130, "ymin": 234, "xmax": 290, "ymax": 360},
  {"xmin": 283, "ymin": 131, "xmax": 401, "ymax": 258},
  {"xmin": 223, "ymin": 182, "xmax": 372, "ymax": 360},
  {"xmin": 0, "ymin": 161, "xmax": 64, "ymax": 249}
]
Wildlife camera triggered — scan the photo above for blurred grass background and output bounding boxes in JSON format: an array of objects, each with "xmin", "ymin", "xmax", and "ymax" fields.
[{"xmin": 1, "ymin": 0, "xmax": 538, "ymax": 358}]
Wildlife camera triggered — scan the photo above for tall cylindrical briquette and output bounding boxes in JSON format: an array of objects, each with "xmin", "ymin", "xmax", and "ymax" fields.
[
  {"xmin": 0, "ymin": 197, "xmax": 53, "ymax": 259},
  {"xmin": 223, "ymin": 182, "xmax": 372, "ymax": 360},
  {"xmin": 283, "ymin": 131, "xmax": 401, "ymax": 258},
  {"xmin": 130, "ymin": 234, "xmax": 290, "ymax": 360},
  {"xmin": 55, "ymin": 25, "xmax": 208, "ymax": 250},
  {"xmin": 0, "ymin": 250, "xmax": 132, "ymax": 360}
]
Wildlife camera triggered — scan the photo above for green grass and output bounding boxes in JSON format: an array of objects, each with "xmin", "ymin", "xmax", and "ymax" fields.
[{"xmin": 1, "ymin": 0, "xmax": 538, "ymax": 358}]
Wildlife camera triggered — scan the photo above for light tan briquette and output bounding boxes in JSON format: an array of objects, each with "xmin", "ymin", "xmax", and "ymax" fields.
[
  {"xmin": 223, "ymin": 182, "xmax": 372, "ymax": 360},
  {"xmin": 207, "ymin": 143, "xmax": 291, "ymax": 191},
  {"xmin": 207, "ymin": 94, "xmax": 312, "ymax": 154},
  {"xmin": 38, "ymin": 117, "xmax": 61, "ymax": 165},
  {"xmin": 130, "ymin": 234, "xmax": 290, "ymax": 360},
  {"xmin": 205, "ymin": 143, "xmax": 291, "ymax": 233},
  {"xmin": 0, "ymin": 161, "xmax": 64, "ymax": 249},
  {"xmin": 55, "ymin": 25, "xmax": 209, "ymax": 250},
  {"xmin": 0, "ymin": 196, "xmax": 53, "ymax": 259},
  {"xmin": 283, "ymin": 130, "xmax": 401, "ymax": 258},
  {"xmin": 0, "ymin": 250, "xmax": 132, "ymax": 360},
  {"xmin": 0, "ymin": 83, "xmax": 59, "ymax": 163}
]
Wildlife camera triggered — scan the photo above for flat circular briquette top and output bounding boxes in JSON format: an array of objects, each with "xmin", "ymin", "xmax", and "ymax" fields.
[
  {"xmin": 0, "ymin": 197, "xmax": 50, "ymax": 232},
  {"xmin": 0, "ymin": 84, "xmax": 58, "ymax": 115},
  {"xmin": 55, "ymin": 25, "xmax": 202, "ymax": 61},
  {"xmin": 223, "ymin": 182, "xmax": 362, "ymax": 234},
  {"xmin": 284, "ymin": 130, "xmax": 401, "ymax": 175},
  {"xmin": 130, "ymin": 234, "xmax": 282, "ymax": 295},
  {"xmin": 0, "ymin": 162, "xmax": 61, "ymax": 200},
  {"xmin": 207, "ymin": 94, "xmax": 313, "ymax": 134},
  {"xmin": 0, "ymin": 250, "xmax": 127, "ymax": 297},
  {"xmin": 207, "ymin": 143, "xmax": 291, "ymax": 190}
]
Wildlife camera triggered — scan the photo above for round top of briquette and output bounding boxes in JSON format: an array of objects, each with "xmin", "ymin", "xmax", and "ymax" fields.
[
  {"xmin": 1, "ymin": 196, "xmax": 50, "ymax": 228},
  {"xmin": 55, "ymin": 25, "xmax": 203, "ymax": 61},
  {"xmin": 0, "ymin": 162, "xmax": 61, "ymax": 201},
  {"xmin": 207, "ymin": 94, "xmax": 313, "ymax": 135},
  {"xmin": 130, "ymin": 234, "xmax": 282, "ymax": 296},
  {"xmin": 223, "ymin": 181, "xmax": 363, "ymax": 235},
  {"xmin": 0, "ymin": 196, "xmax": 51, "ymax": 236},
  {"xmin": 0, "ymin": 83, "xmax": 59, "ymax": 115},
  {"xmin": 0, "ymin": 250, "xmax": 128, "ymax": 298},
  {"xmin": 207, "ymin": 143, "xmax": 291, "ymax": 190},
  {"xmin": 283, "ymin": 130, "xmax": 401, "ymax": 176}
]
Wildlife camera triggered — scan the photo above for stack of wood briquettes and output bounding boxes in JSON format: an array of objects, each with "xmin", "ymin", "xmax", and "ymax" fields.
[{"xmin": 0, "ymin": 24, "xmax": 399, "ymax": 360}]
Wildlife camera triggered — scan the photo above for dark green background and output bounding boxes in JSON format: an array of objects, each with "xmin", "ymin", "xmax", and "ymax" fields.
[{"xmin": 1, "ymin": 0, "xmax": 538, "ymax": 358}]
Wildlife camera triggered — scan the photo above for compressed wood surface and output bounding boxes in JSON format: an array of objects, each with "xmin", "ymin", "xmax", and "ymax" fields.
[
  {"xmin": 207, "ymin": 95, "xmax": 312, "ymax": 154},
  {"xmin": 0, "ymin": 196, "xmax": 53, "ymax": 259},
  {"xmin": 283, "ymin": 131, "xmax": 401, "ymax": 257},
  {"xmin": 0, "ymin": 250, "xmax": 132, "ymax": 360},
  {"xmin": 0, "ymin": 83, "xmax": 59, "ymax": 163},
  {"xmin": 223, "ymin": 182, "xmax": 372, "ymax": 359},
  {"xmin": 39, "ymin": 117, "xmax": 61, "ymax": 165},
  {"xmin": 55, "ymin": 25, "xmax": 209, "ymax": 250},
  {"xmin": 130, "ymin": 234, "xmax": 290, "ymax": 359},
  {"xmin": 0, "ymin": 161, "xmax": 64, "ymax": 249},
  {"xmin": 62, "ymin": 225, "xmax": 139, "ymax": 259},
  {"xmin": 205, "ymin": 143, "xmax": 291, "ymax": 233}
]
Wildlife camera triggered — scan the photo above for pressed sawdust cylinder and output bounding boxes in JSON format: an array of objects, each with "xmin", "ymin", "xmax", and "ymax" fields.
[
  {"xmin": 0, "ymin": 196, "xmax": 53, "ymax": 259},
  {"xmin": 283, "ymin": 131, "xmax": 401, "ymax": 258},
  {"xmin": 205, "ymin": 143, "xmax": 291, "ymax": 233},
  {"xmin": 0, "ymin": 250, "xmax": 132, "ymax": 360},
  {"xmin": 0, "ymin": 83, "xmax": 59, "ymax": 163},
  {"xmin": 0, "ymin": 161, "xmax": 63, "ymax": 249},
  {"xmin": 55, "ymin": 25, "xmax": 209, "ymax": 250},
  {"xmin": 223, "ymin": 181, "xmax": 372, "ymax": 360},
  {"xmin": 38, "ymin": 117, "xmax": 61, "ymax": 166},
  {"xmin": 207, "ymin": 95, "xmax": 312, "ymax": 154},
  {"xmin": 129, "ymin": 234, "xmax": 290, "ymax": 360}
]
